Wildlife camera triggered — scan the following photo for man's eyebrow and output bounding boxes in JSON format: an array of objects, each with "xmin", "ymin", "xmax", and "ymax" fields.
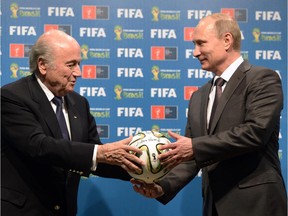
[
  {"xmin": 194, "ymin": 39, "xmax": 206, "ymax": 43},
  {"xmin": 66, "ymin": 59, "xmax": 80, "ymax": 64}
]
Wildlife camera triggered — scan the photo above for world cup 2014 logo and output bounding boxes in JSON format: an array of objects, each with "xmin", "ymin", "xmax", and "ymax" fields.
[
  {"xmin": 151, "ymin": 6, "xmax": 159, "ymax": 22},
  {"xmin": 151, "ymin": 66, "xmax": 160, "ymax": 80},
  {"xmin": 252, "ymin": 28, "xmax": 261, "ymax": 43},
  {"xmin": 10, "ymin": 63, "xmax": 19, "ymax": 78},
  {"xmin": 114, "ymin": 25, "xmax": 122, "ymax": 40},
  {"xmin": 81, "ymin": 44, "xmax": 89, "ymax": 59},
  {"xmin": 10, "ymin": 3, "xmax": 19, "ymax": 18},
  {"xmin": 114, "ymin": 84, "xmax": 123, "ymax": 100}
]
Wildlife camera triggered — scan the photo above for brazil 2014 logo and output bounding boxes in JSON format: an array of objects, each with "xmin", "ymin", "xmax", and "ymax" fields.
[
  {"xmin": 9, "ymin": 63, "xmax": 31, "ymax": 78},
  {"xmin": 114, "ymin": 25, "xmax": 123, "ymax": 40},
  {"xmin": 114, "ymin": 85, "xmax": 144, "ymax": 100},
  {"xmin": 151, "ymin": 66, "xmax": 160, "ymax": 80},
  {"xmin": 10, "ymin": 3, "xmax": 40, "ymax": 18},
  {"xmin": 151, "ymin": 6, "xmax": 160, "ymax": 22},
  {"xmin": 114, "ymin": 25, "xmax": 144, "ymax": 40},
  {"xmin": 114, "ymin": 84, "xmax": 123, "ymax": 100},
  {"xmin": 151, "ymin": 6, "xmax": 180, "ymax": 21},
  {"xmin": 10, "ymin": 3, "xmax": 19, "ymax": 18},
  {"xmin": 252, "ymin": 28, "xmax": 261, "ymax": 43},
  {"xmin": 151, "ymin": 65, "xmax": 181, "ymax": 80},
  {"xmin": 252, "ymin": 27, "xmax": 281, "ymax": 43},
  {"xmin": 10, "ymin": 63, "xmax": 19, "ymax": 78},
  {"xmin": 81, "ymin": 44, "xmax": 89, "ymax": 59}
]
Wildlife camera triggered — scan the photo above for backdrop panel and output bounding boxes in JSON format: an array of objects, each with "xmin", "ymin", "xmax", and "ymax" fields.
[{"xmin": 1, "ymin": 1, "xmax": 287, "ymax": 215}]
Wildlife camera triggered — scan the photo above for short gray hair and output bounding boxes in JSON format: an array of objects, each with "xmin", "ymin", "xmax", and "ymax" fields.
[{"xmin": 29, "ymin": 37, "xmax": 55, "ymax": 73}]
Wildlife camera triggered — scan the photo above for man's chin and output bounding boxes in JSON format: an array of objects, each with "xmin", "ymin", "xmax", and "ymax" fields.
[
  {"xmin": 67, "ymin": 87, "xmax": 75, "ymax": 92},
  {"xmin": 200, "ymin": 63, "xmax": 210, "ymax": 71},
  {"xmin": 200, "ymin": 65, "xmax": 208, "ymax": 71},
  {"xmin": 64, "ymin": 85, "xmax": 75, "ymax": 94}
]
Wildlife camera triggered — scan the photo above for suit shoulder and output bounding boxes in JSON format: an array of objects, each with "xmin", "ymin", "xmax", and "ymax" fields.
[
  {"xmin": 247, "ymin": 65, "xmax": 280, "ymax": 80},
  {"xmin": 1, "ymin": 76, "xmax": 32, "ymax": 98},
  {"xmin": 249, "ymin": 65, "xmax": 275, "ymax": 73},
  {"xmin": 2, "ymin": 76, "xmax": 30, "ymax": 89}
]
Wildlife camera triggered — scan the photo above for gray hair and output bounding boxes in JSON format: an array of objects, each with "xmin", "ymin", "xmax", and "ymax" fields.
[
  {"xmin": 29, "ymin": 36, "xmax": 55, "ymax": 73},
  {"xmin": 209, "ymin": 13, "xmax": 241, "ymax": 51}
]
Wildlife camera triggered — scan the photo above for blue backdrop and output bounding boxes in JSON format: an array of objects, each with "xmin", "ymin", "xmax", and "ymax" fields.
[{"xmin": 1, "ymin": 1, "xmax": 287, "ymax": 215}]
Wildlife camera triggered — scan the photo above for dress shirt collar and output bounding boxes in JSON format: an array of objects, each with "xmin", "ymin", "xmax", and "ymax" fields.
[
  {"xmin": 35, "ymin": 74, "xmax": 56, "ymax": 102},
  {"xmin": 215, "ymin": 56, "xmax": 244, "ymax": 83}
]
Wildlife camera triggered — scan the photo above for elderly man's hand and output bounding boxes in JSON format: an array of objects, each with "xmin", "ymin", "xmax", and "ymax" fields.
[{"xmin": 97, "ymin": 136, "xmax": 144, "ymax": 174}]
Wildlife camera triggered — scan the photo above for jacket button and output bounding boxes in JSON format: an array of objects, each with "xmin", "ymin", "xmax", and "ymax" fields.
[{"xmin": 54, "ymin": 205, "xmax": 60, "ymax": 211}]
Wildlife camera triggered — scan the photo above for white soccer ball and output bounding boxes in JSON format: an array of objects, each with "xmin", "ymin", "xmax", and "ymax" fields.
[{"xmin": 128, "ymin": 130, "xmax": 171, "ymax": 183}]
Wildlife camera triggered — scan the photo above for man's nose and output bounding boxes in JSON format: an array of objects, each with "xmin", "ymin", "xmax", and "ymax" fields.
[
  {"xmin": 72, "ymin": 65, "xmax": 82, "ymax": 77},
  {"xmin": 193, "ymin": 46, "xmax": 200, "ymax": 57}
]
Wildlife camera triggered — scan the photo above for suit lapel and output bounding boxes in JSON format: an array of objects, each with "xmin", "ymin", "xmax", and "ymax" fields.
[
  {"xmin": 202, "ymin": 81, "xmax": 213, "ymax": 135},
  {"xmin": 28, "ymin": 75, "xmax": 63, "ymax": 138},
  {"xmin": 28, "ymin": 74, "xmax": 84, "ymax": 141},
  {"xmin": 209, "ymin": 60, "xmax": 251, "ymax": 134}
]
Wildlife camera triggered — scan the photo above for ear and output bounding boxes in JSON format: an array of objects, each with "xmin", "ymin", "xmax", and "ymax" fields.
[
  {"xmin": 223, "ymin": 32, "xmax": 233, "ymax": 51},
  {"xmin": 38, "ymin": 57, "xmax": 47, "ymax": 75}
]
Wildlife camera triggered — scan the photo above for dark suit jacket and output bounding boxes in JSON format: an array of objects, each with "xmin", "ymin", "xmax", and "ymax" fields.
[
  {"xmin": 1, "ymin": 74, "xmax": 131, "ymax": 216},
  {"xmin": 157, "ymin": 61, "xmax": 287, "ymax": 216}
]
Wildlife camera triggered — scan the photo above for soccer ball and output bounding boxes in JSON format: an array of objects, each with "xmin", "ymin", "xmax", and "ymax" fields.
[{"xmin": 128, "ymin": 130, "xmax": 171, "ymax": 183}]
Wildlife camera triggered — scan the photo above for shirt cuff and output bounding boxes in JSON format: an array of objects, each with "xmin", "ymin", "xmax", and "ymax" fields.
[{"xmin": 91, "ymin": 144, "xmax": 98, "ymax": 171}]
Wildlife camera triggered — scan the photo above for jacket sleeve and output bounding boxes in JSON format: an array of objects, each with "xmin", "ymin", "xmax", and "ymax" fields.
[{"xmin": 157, "ymin": 160, "xmax": 199, "ymax": 204}]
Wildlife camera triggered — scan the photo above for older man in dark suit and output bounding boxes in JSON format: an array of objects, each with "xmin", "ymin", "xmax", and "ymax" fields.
[
  {"xmin": 1, "ymin": 30, "xmax": 144, "ymax": 216},
  {"xmin": 132, "ymin": 13, "xmax": 287, "ymax": 216}
]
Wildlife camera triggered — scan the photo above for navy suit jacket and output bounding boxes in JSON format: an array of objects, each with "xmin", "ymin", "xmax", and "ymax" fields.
[
  {"xmin": 1, "ymin": 74, "xmax": 130, "ymax": 216},
  {"xmin": 157, "ymin": 61, "xmax": 287, "ymax": 216}
]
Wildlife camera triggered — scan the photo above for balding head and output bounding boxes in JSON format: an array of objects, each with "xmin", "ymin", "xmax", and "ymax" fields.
[{"xmin": 29, "ymin": 30, "xmax": 79, "ymax": 74}]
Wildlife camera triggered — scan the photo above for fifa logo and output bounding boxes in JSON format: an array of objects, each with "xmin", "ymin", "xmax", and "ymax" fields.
[
  {"xmin": 10, "ymin": 63, "xmax": 19, "ymax": 78},
  {"xmin": 81, "ymin": 44, "xmax": 89, "ymax": 60},
  {"xmin": 48, "ymin": 7, "xmax": 75, "ymax": 17},
  {"xmin": 255, "ymin": 11, "xmax": 281, "ymax": 21},
  {"xmin": 114, "ymin": 25, "xmax": 122, "ymax": 40}
]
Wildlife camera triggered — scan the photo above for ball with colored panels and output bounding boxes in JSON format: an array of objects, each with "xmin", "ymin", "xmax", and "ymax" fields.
[{"xmin": 128, "ymin": 130, "xmax": 171, "ymax": 183}]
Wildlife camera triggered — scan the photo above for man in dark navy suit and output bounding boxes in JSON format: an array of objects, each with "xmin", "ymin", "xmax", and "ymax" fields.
[{"xmin": 1, "ymin": 30, "xmax": 143, "ymax": 216}]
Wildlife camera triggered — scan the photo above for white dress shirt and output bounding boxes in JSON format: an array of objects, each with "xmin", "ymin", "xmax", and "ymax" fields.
[
  {"xmin": 36, "ymin": 75, "xmax": 98, "ymax": 171},
  {"xmin": 207, "ymin": 56, "xmax": 244, "ymax": 128}
]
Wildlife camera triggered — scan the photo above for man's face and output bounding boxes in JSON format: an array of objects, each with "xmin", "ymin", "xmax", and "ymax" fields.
[
  {"xmin": 192, "ymin": 19, "xmax": 227, "ymax": 74},
  {"xmin": 42, "ymin": 42, "xmax": 82, "ymax": 96}
]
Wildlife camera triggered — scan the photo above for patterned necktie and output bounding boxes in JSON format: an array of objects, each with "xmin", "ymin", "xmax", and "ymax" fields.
[
  {"xmin": 208, "ymin": 78, "xmax": 226, "ymax": 132},
  {"xmin": 52, "ymin": 96, "xmax": 70, "ymax": 140}
]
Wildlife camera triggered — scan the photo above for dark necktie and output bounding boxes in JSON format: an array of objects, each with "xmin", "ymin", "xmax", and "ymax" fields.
[
  {"xmin": 208, "ymin": 78, "xmax": 226, "ymax": 132},
  {"xmin": 52, "ymin": 96, "xmax": 70, "ymax": 140}
]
